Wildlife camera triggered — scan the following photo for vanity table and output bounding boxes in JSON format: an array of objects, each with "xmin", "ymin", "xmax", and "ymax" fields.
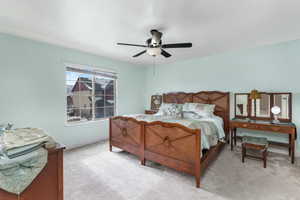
[
  {"xmin": 232, "ymin": 92, "xmax": 297, "ymax": 164},
  {"xmin": 230, "ymin": 118, "xmax": 297, "ymax": 164}
]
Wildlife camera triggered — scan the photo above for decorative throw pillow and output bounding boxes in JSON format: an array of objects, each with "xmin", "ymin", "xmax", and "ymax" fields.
[
  {"xmin": 182, "ymin": 103, "xmax": 215, "ymax": 117},
  {"xmin": 157, "ymin": 103, "xmax": 182, "ymax": 118}
]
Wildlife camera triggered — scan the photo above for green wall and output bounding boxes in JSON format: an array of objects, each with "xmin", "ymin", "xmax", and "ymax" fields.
[
  {"xmin": 1, "ymin": 32, "xmax": 299, "ymax": 155},
  {"xmin": 0, "ymin": 33, "xmax": 146, "ymax": 148},
  {"xmin": 145, "ymin": 40, "xmax": 300, "ymax": 154}
]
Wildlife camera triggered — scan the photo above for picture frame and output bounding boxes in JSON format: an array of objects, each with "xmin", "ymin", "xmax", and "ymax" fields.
[{"xmin": 151, "ymin": 95, "xmax": 162, "ymax": 110}]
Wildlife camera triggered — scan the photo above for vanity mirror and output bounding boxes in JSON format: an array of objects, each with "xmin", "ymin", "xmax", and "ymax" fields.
[
  {"xmin": 273, "ymin": 93, "xmax": 291, "ymax": 121},
  {"xmin": 235, "ymin": 92, "xmax": 292, "ymax": 122},
  {"xmin": 251, "ymin": 93, "xmax": 271, "ymax": 118},
  {"xmin": 235, "ymin": 93, "xmax": 249, "ymax": 117}
]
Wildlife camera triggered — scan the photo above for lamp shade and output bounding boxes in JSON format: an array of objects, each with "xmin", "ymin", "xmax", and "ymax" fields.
[
  {"xmin": 147, "ymin": 48, "xmax": 161, "ymax": 56},
  {"xmin": 271, "ymin": 106, "xmax": 281, "ymax": 115},
  {"xmin": 249, "ymin": 90, "xmax": 261, "ymax": 99}
]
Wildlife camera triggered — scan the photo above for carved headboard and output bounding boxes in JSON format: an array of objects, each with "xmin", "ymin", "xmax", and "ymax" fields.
[{"xmin": 163, "ymin": 91, "xmax": 230, "ymax": 135}]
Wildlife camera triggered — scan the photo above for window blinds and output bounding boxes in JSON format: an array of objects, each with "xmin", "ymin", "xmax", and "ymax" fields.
[{"xmin": 66, "ymin": 66, "xmax": 117, "ymax": 80}]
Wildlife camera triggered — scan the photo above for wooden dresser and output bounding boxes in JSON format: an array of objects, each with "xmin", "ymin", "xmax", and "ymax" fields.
[
  {"xmin": 230, "ymin": 118, "xmax": 297, "ymax": 164},
  {"xmin": 0, "ymin": 145, "xmax": 65, "ymax": 200}
]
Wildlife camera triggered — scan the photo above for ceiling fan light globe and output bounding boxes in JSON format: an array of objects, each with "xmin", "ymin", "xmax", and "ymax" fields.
[{"xmin": 147, "ymin": 48, "xmax": 161, "ymax": 56}]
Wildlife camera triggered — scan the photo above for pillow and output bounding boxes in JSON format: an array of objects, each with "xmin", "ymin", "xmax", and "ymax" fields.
[
  {"xmin": 182, "ymin": 103, "xmax": 215, "ymax": 117},
  {"xmin": 182, "ymin": 111, "xmax": 202, "ymax": 119},
  {"xmin": 156, "ymin": 103, "xmax": 182, "ymax": 118}
]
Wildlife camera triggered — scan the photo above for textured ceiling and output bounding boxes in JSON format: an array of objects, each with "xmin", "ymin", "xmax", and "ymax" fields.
[{"xmin": 1, "ymin": 0, "xmax": 300, "ymax": 65}]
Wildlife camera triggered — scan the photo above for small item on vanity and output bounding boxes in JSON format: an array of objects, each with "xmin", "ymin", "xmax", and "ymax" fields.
[
  {"xmin": 242, "ymin": 136, "xmax": 268, "ymax": 168},
  {"xmin": 271, "ymin": 106, "xmax": 281, "ymax": 124},
  {"xmin": 145, "ymin": 110, "xmax": 158, "ymax": 115},
  {"xmin": 249, "ymin": 89, "xmax": 261, "ymax": 120},
  {"xmin": 151, "ymin": 95, "xmax": 162, "ymax": 110},
  {"xmin": 6, "ymin": 123, "xmax": 13, "ymax": 130}
]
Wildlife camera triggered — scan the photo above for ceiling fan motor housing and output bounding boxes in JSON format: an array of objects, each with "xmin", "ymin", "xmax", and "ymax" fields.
[{"xmin": 150, "ymin": 29, "xmax": 162, "ymax": 47}]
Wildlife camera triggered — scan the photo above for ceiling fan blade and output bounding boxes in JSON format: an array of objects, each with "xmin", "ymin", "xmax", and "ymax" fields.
[
  {"xmin": 162, "ymin": 43, "xmax": 192, "ymax": 48},
  {"xmin": 117, "ymin": 43, "xmax": 147, "ymax": 47},
  {"xmin": 133, "ymin": 50, "xmax": 147, "ymax": 57},
  {"xmin": 161, "ymin": 49, "xmax": 172, "ymax": 58}
]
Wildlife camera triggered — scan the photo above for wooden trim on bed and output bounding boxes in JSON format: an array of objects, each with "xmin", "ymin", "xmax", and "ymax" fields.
[
  {"xmin": 110, "ymin": 116, "xmax": 143, "ymax": 157},
  {"xmin": 195, "ymin": 129, "xmax": 201, "ymax": 188},
  {"xmin": 110, "ymin": 91, "xmax": 230, "ymax": 188}
]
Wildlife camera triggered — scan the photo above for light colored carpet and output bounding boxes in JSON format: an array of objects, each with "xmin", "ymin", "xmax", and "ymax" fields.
[{"xmin": 64, "ymin": 141, "xmax": 300, "ymax": 200}]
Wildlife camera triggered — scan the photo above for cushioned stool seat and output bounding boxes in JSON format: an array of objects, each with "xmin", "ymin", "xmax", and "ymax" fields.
[{"xmin": 242, "ymin": 136, "xmax": 268, "ymax": 168}]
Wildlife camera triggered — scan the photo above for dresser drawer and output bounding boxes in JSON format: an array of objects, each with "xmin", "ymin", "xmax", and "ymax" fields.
[
  {"xmin": 259, "ymin": 124, "xmax": 294, "ymax": 134},
  {"xmin": 238, "ymin": 123, "xmax": 261, "ymax": 130},
  {"xmin": 231, "ymin": 121, "xmax": 295, "ymax": 134}
]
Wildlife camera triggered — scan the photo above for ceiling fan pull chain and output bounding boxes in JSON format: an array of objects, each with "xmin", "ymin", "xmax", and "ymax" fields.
[{"xmin": 153, "ymin": 57, "xmax": 156, "ymax": 77}]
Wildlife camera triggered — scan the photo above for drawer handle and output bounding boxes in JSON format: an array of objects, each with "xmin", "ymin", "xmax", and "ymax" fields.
[
  {"xmin": 242, "ymin": 124, "xmax": 248, "ymax": 128},
  {"xmin": 271, "ymin": 127, "xmax": 281, "ymax": 131}
]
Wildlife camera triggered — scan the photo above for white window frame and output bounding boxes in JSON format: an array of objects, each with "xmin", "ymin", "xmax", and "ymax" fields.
[{"xmin": 65, "ymin": 63, "xmax": 117, "ymax": 125}]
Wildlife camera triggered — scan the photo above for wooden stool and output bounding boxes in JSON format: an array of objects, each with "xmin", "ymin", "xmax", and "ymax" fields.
[{"xmin": 242, "ymin": 136, "xmax": 268, "ymax": 168}]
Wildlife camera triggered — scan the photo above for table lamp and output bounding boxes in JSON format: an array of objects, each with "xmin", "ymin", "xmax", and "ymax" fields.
[
  {"xmin": 249, "ymin": 89, "xmax": 261, "ymax": 119},
  {"xmin": 271, "ymin": 106, "xmax": 281, "ymax": 124}
]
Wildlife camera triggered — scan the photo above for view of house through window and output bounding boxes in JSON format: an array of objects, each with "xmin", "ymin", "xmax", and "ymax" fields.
[{"xmin": 66, "ymin": 65, "xmax": 116, "ymax": 123}]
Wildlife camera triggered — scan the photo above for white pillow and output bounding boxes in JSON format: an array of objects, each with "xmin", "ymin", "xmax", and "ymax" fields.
[
  {"xmin": 156, "ymin": 103, "xmax": 182, "ymax": 118},
  {"xmin": 182, "ymin": 103, "xmax": 215, "ymax": 117},
  {"xmin": 182, "ymin": 111, "xmax": 202, "ymax": 119}
]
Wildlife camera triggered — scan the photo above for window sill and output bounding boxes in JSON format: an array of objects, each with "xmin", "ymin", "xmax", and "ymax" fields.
[{"xmin": 65, "ymin": 118, "xmax": 110, "ymax": 127}]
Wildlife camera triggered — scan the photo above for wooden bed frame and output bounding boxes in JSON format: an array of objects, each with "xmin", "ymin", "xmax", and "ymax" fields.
[{"xmin": 109, "ymin": 91, "xmax": 230, "ymax": 188}]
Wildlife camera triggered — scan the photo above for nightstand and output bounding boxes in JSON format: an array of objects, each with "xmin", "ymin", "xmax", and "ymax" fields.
[{"xmin": 145, "ymin": 110, "xmax": 158, "ymax": 114}]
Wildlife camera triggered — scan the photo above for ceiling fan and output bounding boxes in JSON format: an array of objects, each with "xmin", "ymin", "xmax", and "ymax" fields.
[{"xmin": 117, "ymin": 29, "xmax": 192, "ymax": 58}]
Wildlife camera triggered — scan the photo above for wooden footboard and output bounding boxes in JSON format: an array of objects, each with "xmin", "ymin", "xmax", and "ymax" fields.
[
  {"xmin": 109, "ymin": 117, "xmax": 202, "ymax": 187},
  {"xmin": 144, "ymin": 122, "xmax": 201, "ymax": 187},
  {"xmin": 109, "ymin": 116, "xmax": 144, "ymax": 159}
]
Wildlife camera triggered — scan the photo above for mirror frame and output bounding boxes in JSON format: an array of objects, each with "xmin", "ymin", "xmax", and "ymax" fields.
[
  {"xmin": 234, "ymin": 93, "xmax": 250, "ymax": 118},
  {"xmin": 271, "ymin": 93, "xmax": 292, "ymax": 122},
  {"xmin": 234, "ymin": 92, "xmax": 292, "ymax": 122}
]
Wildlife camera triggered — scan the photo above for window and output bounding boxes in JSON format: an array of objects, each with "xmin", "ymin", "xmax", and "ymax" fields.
[{"xmin": 66, "ymin": 65, "xmax": 117, "ymax": 124}]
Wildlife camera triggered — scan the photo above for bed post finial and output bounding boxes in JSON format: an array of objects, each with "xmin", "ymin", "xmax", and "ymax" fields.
[{"xmin": 195, "ymin": 129, "xmax": 201, "ymax": 188}]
